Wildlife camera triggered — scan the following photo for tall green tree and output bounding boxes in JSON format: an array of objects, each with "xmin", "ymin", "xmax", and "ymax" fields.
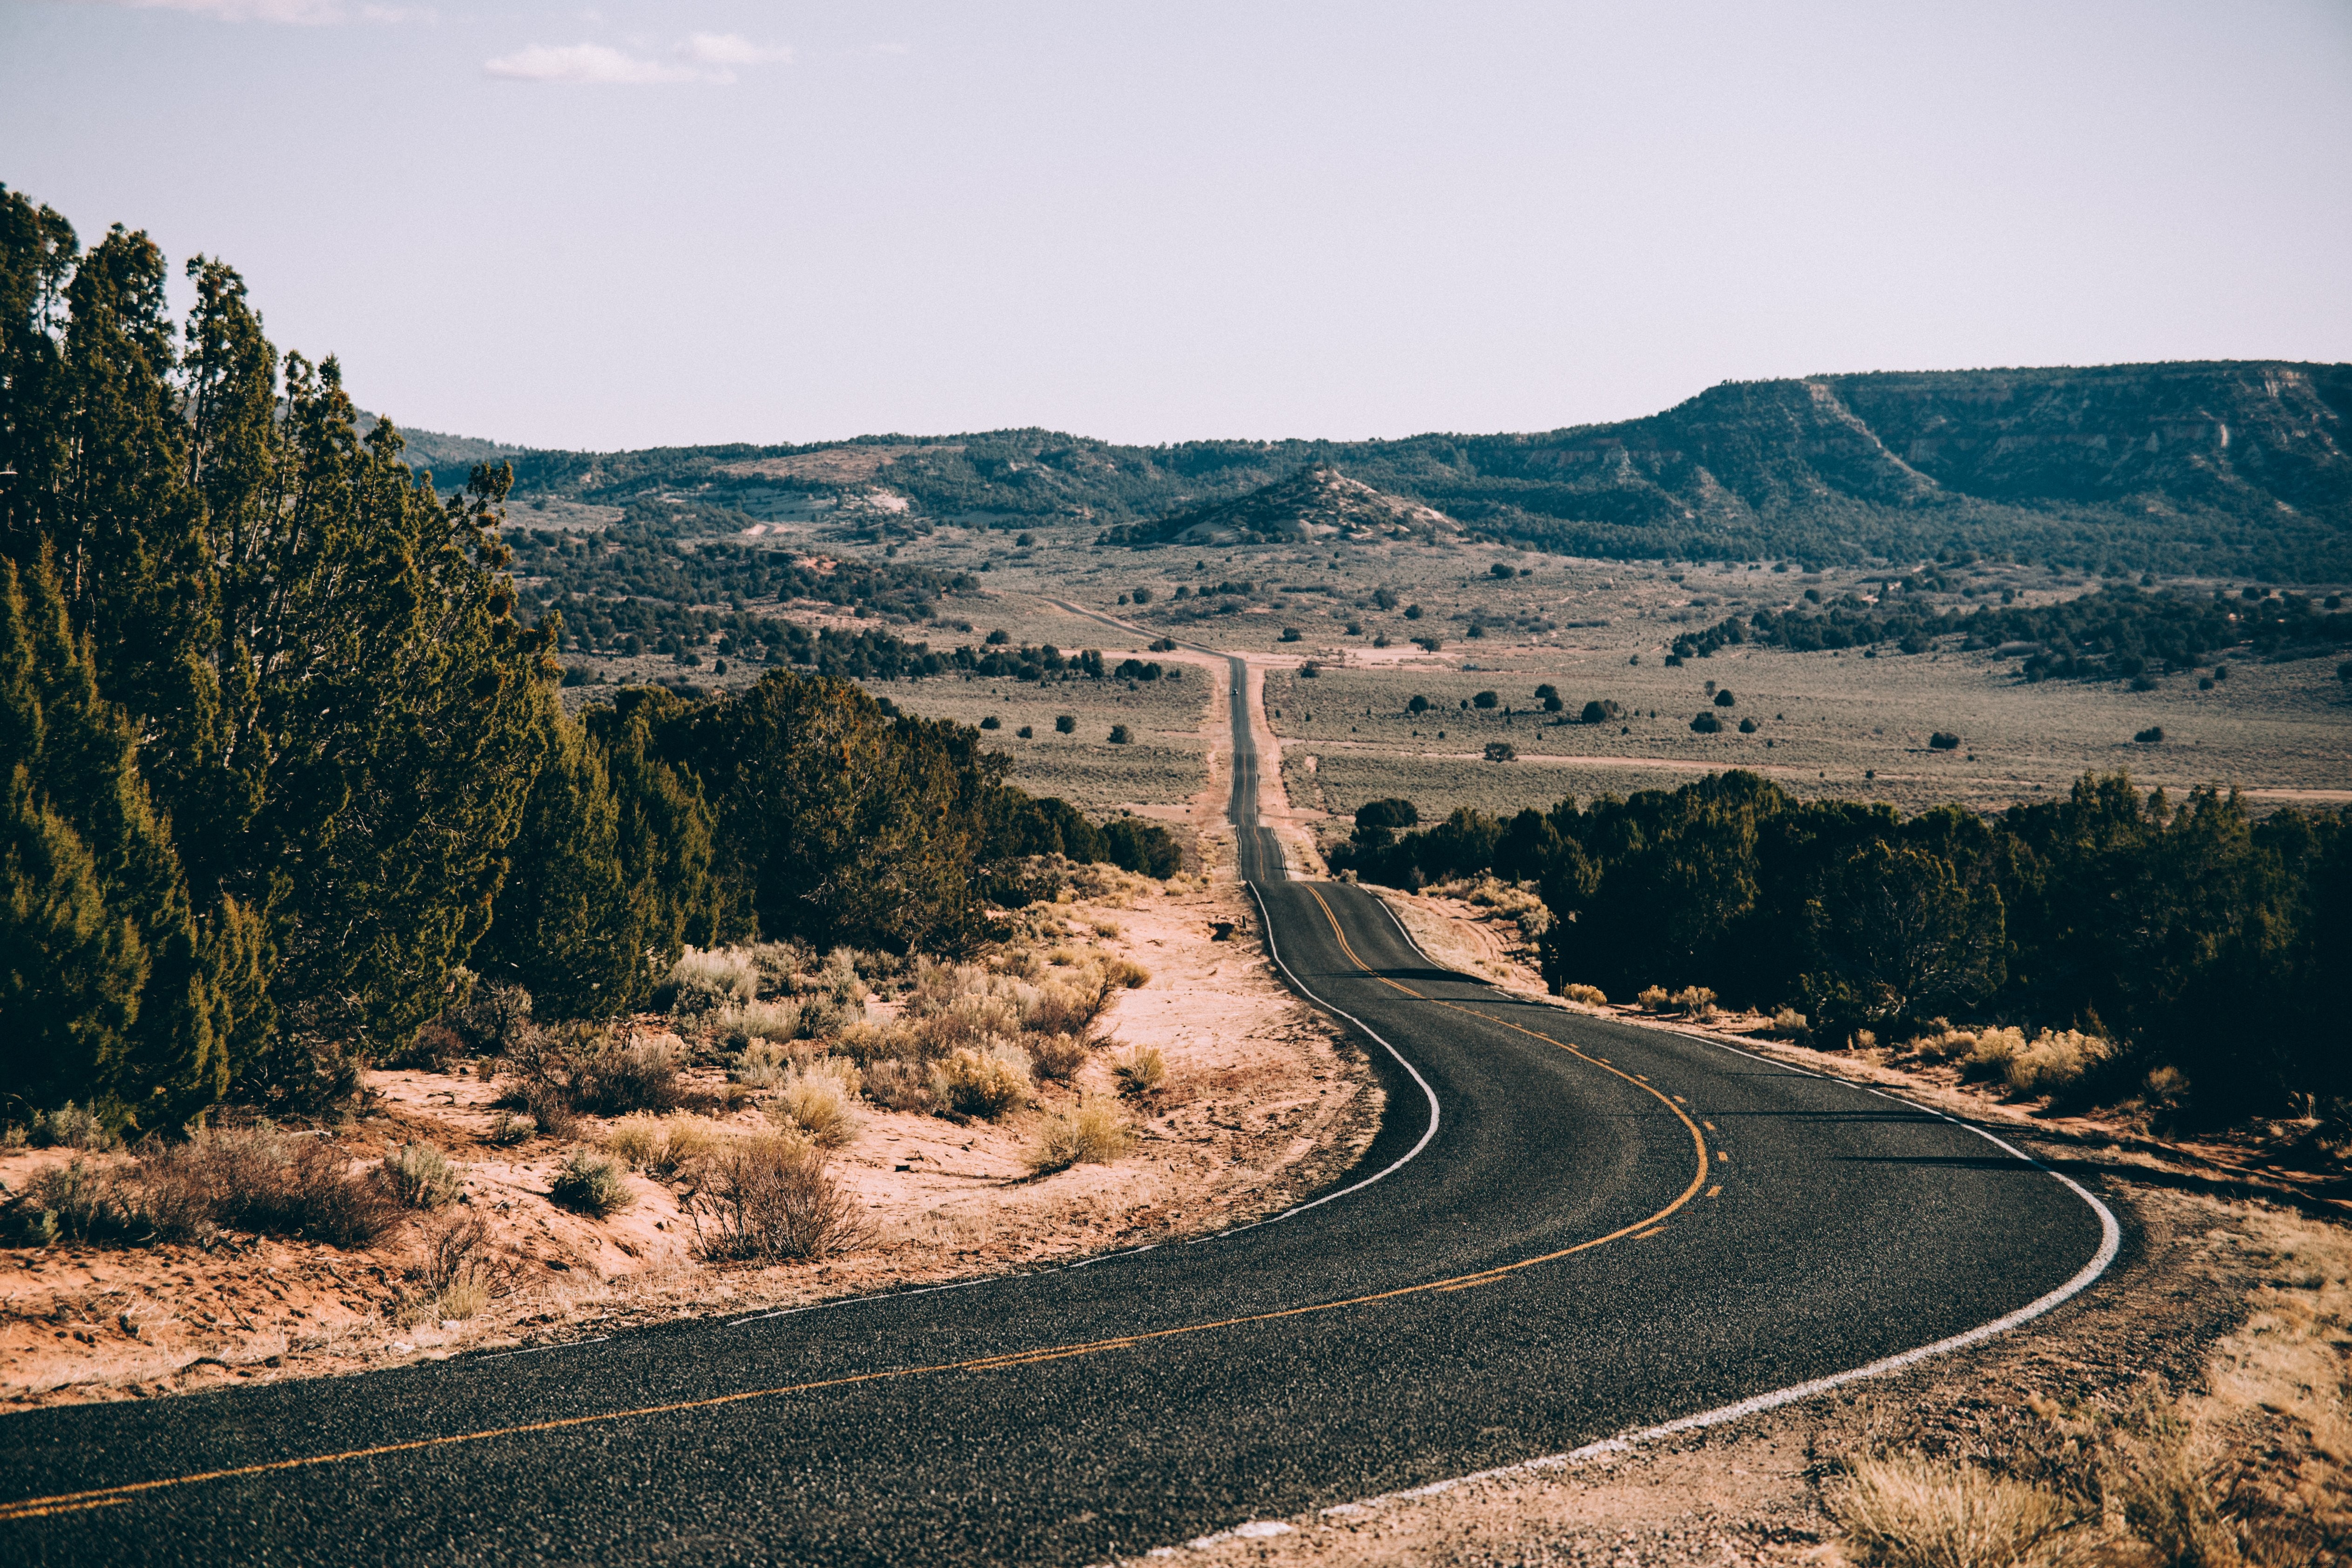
[
  {"xmin": 0, "ymin": 185, "xmax": 553, "ymax": 1113},
  {"xmin": 0, "ymin": 552, "xmax": 268, "ymax": 1125},
  {"xmin": 475, "ymin": 707, "xmax": 646, "ymax": 1019}
]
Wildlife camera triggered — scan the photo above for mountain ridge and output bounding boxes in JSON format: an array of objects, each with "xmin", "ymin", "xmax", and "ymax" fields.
[{"xmin": 412, "ymin": 360, "xmax": 2352, "ymax": 579}]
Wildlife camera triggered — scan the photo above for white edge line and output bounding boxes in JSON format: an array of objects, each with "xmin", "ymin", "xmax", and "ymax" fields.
[
  {"xmin": 1186, "ymin": 883, "xmax": 1443, "ymax": 1242},
  {"xmin": 1368, "ymin": 892, "xmax": 1826, "ymax": 1084},
  {"xmin": 1125, "ymin": 1073, "xmax": 2123, "ymax": 1562}
]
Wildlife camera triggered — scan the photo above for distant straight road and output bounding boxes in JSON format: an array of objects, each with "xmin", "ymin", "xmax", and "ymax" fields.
[{"xmin": 0, "ymin": 619, "xmax": 2116, "ymax": 1566}]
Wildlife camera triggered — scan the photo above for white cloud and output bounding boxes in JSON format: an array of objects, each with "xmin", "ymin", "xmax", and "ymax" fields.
[
  {"xmin": 482, "ymin": 42, "xmax": 698, "ymax": 84},
  {"xmin": 681, "ymin": 32, "xmax": 788, "ymax": 68},
  {"xmin": 71, "ymin": 0, "xmax": 424, "ymax": 20},
  {"xmin": 483, "ymin": 32, "xmax": 790, "ymax": 85}
]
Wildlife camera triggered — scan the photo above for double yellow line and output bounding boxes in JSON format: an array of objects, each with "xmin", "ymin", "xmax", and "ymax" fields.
[{"xmin": 1, "ymin": 888, "xmax": 1708, "ymax": 1526}]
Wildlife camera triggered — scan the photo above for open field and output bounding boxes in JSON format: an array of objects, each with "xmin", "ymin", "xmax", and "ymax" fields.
[{"xmin": 794, "ymin": 520, "xmax": 2352, "ymax": 826}]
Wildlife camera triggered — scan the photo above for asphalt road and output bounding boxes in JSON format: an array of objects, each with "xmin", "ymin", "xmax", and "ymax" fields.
[{"xmin": 0, "ymin": 629, "xmax": 2116, "ymax": 1566}]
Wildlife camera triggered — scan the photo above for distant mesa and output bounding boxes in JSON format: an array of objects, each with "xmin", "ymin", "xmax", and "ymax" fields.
[{"xmin": 1100, "ymin": 465, "xmax": 1458, "ymax": 548}]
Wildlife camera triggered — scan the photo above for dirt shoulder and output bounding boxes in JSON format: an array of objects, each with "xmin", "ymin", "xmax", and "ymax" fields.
[{"xmin": 0, "ymin": 871, "xmax": 1382, "ymax": 1410}]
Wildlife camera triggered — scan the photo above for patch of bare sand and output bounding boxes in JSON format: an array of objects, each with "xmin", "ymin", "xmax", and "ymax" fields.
[{"xmin": 0, "ymin": 877, "xmax": 1382, "ymax": 1409}]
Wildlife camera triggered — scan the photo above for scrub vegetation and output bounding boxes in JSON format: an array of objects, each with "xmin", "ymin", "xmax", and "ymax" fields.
[
  {"xmin": 0, "ymin": 183, "xmax": 1178, "ymax": 1156},
  {"xmin": 1338, "ymin": 771, "xmax": 2348, "ymax": 1123}
]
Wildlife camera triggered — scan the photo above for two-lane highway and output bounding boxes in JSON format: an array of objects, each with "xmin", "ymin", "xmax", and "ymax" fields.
[{"xmin": 0, "ymin": 631, "xmax": 2116, "ymax": 1566}]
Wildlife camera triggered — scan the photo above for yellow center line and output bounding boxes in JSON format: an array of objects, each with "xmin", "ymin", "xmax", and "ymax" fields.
[{"xmin": 1, "ymin": 883, "xmax": 1710, "ymax": 1527}]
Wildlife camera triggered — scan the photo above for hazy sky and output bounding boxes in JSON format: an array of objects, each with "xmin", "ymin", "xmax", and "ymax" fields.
[{"xmin": 5, "ymin": 1, "xmax": 2349, "ymax": 452}]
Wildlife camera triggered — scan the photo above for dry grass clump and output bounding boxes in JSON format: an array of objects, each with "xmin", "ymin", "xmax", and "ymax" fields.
[
  {"xmin": 1837, "ymin": 1205, "xmax": 2352, "ymax": 1567},
  {"xmin": 1446, "ymin": 875, "xmax": 1554, "ymax": 940},
  {"xmin": 1112, "ymin": 1044, "xmax": 1166, "ymax": 1098},
  {"xmin": 1828, "ymin": 1457, "xmax": 2082, "ymax": 1568},
  {"xmin": 5, "ymin": 1124, "xmax": 402, "ymax": 1249},
  {"xmin": 603, "ymin": 1113, "xmax": 728, "ymax": 1179},
  {"xmin": 769, "ymin": 1059, "xmax": 865, "ymax": 1149},
  {"xmin": 381, "ymin": 1141, "xmax": 462, "ymax": 1210},
  {"xmin": 1560, "ymin": 983, "xmax": 1609, "ymax": 1007},
  {"xmin": 1027, "ymin": 1097, "xmax": 1134, "ymax": 1174},
  {"xmin": 1911, "ymin": 1024, "xmax": 2115, "ymax": 1097},
  {"xmin": 550, "ymin": 1149, "xmax": 630, "ymax": 1217},
  {"xmin": 406, "ymin": 1212, "xmax": 505, "ymax": 1325},
  {"xmin": 1636, "ymin": 984, "xmax": 1718, "ymax": 1019},
  {"xmin": 1765, "ymin": 1006, "xmax": 1810, "ymax": 1039},
  {"xmin": 935, "ymin": 1045, "xmax": 1031, "ymax": 1119},
  {"xmin": 685, "ymin": 1134, "xmax": 866, "ymax": 1261},
  {"xmin": 487, "ymin": 1109, "xmax": 536, "ymax": 1145}
]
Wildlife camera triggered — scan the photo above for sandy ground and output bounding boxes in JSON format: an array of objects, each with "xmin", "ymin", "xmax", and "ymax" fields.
[{"xmin": 0, "ymin": 867, "xmax": 1382, "ymax": 1409}]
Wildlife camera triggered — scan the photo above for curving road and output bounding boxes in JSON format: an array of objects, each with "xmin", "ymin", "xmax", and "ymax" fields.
[{"xmin": 0, "ymin": 627, "xmax": 2116, "ymax": 1566}]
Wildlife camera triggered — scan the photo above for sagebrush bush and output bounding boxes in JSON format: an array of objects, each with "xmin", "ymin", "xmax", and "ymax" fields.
[
  {"xmin": 6, "ymin": 1126, "xmax": 401, "ymax": 1248},
  {"xmin": 687, "ymin": 1134, "xmax": 865, "ymax": 1260},
  {"xmin": 1028, "ymin": 1097, "xmax": 1133, "ymax": 1174},
  {"xmin": 732, "ymin": 1037, "xmax": 795, "ymax": 1088},
  {"xmin": 510, "ymin": 1026, "xmax": 682, "ymax": 1117},
  {"xmin": 719, "ymin": 1000, "xmax": 805, "ymax": 1054},
  {"xmin": 437, "ymin": 979, "xmax": 536, "ymax": 1057},
  {"xmin": 1636, "ymin": 985, "xmax": 1672, "ymax": 1011},
  {"xmin": 1102, "ymin": 957, "xmax": 1149, "ymax": 989},
  {"xmin": 1766, "ymin": 1007, "xmax": 1809, "ymax": 1039},
  {"xmin": 1029, "ymin": 1031, "xmax": 1091, "ymax": 1084},
  {"xmin": 551, "ymin": 1150, "xmax": 631, "ymax": 1217},
  {"xmin": 835, "ymin": 1018, "xmax": 923, "ymax": 1069},
  {"xmin": 862, "ymin": 1058, "xmax": 937, "ymax": 1113},
  {"xmin": 1561, "ymin": 983, "xmax": 1609, "ymax": 1006},
  {"xmin": 668, "ymin": 946, "xmax": 759, "ymax": 1016},
  {"xmin": 1021, "ymin": 979, "xmax": 1108, "ymax": 1038},
  {"xmin": 935, "ymin": 1045, "xmax": 1030, "ymax": 1118},
  {"xmin": 382, "ymin": 1141, "xmax": 462, "ymax": 1210},
  {"xmin": 771, "ymin": 1062, "xmax": 864, "ymax": 1149},
  {"xmin": 1997, "ymin": 1029, "xmax": 2110, "ymax": 1096},
  {"xmin": 24, "ymin": 1102, "xmax": 119, "ymax": 1151},
  {"xmin": 1112, "ymin": 1044, "xmax": 1166, "ymax": 1097},
  {"xmin": 746, "ymin": 940, "xmax": 813, "ymax": 998},
  {"xmin": 806, "ymin": 948, "xmax": 871, "ymax": 1006}
]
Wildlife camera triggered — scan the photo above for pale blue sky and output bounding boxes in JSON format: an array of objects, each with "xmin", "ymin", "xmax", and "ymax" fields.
[{"xmin": 4, "ymin": 1, "xmax": 2349, "ymax": 451}]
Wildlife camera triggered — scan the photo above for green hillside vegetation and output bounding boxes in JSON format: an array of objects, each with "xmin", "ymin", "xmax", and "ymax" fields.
[
  {"xmin": 1334, "ymin": 772, "xmax": 2348, "ymax": 1121},
  {"xmin": 1668, "ymin": 576, "xmax": 2350, "ymax": 678},
  {"xmin": 0, "ymin": 184, "xmax": 1172, "ymax": 1133},
  {"xmin": 463, "ymin": 364, "xmax": 2351, "ymax": 581},
  {"xmin": 1095, "ymin": 464, "xmax": 1459, "ymax": 547}
]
